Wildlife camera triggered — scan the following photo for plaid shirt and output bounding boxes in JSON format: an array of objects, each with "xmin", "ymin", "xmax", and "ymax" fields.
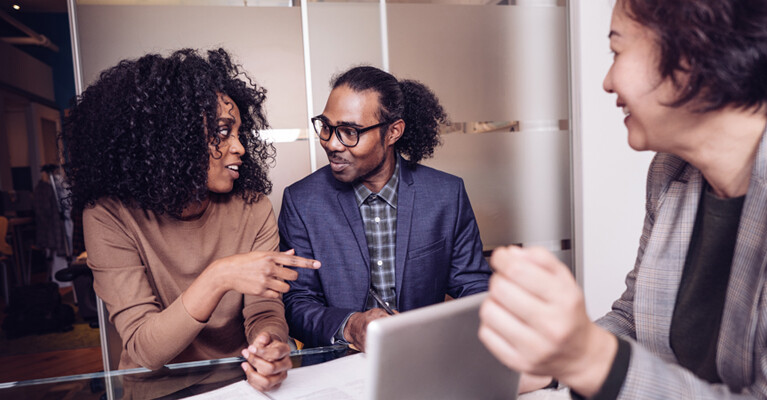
[{"xmin": 353, "ymin": 158, "xmax": 400, "ymax": 311}]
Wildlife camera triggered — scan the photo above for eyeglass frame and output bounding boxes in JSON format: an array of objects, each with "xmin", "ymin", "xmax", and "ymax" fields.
[{"xmin": 310, "ymin": 116, "xmax": 390, "ymax": 148}]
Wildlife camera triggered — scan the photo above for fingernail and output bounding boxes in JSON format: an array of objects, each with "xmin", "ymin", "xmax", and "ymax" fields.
[
  {"xmin": 313, "ymin": 261, "xmax": 321, "ymax": 269},
  {"xmin": 242, "ymin": 349, "xmax": 249, "ymax": 357},
  {"xmin": 248, "ymin": 345, "xmax": 257, "ymax": 353},
  {"xmin": 241, "ymin": 363, "xmax": 248, "ymax": 372}
]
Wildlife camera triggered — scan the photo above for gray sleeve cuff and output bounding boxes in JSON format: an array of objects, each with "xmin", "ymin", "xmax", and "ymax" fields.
[{"xmin": 332, "ymin": 312, "xmax": 355, "ymax": 344}]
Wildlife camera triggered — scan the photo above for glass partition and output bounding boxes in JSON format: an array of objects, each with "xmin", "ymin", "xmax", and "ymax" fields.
[
  {"xmin": 69, "ymin": 1, "xmax": 572, "ymax": 382},
  {"xmin": 385, "ymin": 1, "xmax": 570, "ymax": 262},
  {"xmin": 70, "ymin": 0, "xmax": 571, "ymax": 261}
]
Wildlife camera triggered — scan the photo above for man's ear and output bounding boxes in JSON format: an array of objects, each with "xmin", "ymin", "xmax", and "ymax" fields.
[{"xmin": 386, "ymin": 119, "xmax": 405, "ymax": 146}]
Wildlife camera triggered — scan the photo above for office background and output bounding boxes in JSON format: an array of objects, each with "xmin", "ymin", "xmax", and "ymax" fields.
[{"xmin": 0, "ymin": 0, "xmax": 650, "ymax": 323}]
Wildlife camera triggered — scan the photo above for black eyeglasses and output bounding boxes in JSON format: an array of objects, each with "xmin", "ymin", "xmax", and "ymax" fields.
[{"xmin": 311, "ymin": 116, "xmax": 388, "ymax": 148}]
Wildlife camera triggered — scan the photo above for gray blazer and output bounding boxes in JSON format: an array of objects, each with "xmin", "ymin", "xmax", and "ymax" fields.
[{"xmin": 597, "ymin": 131, "xmax": 767, "ymax": 399}]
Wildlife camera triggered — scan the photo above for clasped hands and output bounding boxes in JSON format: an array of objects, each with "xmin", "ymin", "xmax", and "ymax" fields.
[
  {"xmin": 478, "ymin": 246, "xmax": 618, "ymax": 396},
  {"xmin": 241, "ymin": 332, "xmax": 292, "ymax": 392},
  {"xmin": 224, "ymin": 249, "xmax": 318, "ymax": 391}
]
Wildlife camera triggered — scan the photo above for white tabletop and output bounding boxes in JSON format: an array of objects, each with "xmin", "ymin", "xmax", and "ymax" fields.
[{"xmin": 520, "ymin": 387, "xmax": 572, "ymax": 400}]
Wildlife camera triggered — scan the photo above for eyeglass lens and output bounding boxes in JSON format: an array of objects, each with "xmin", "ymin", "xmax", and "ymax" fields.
[{"xmin": 312, "ymin": 119, "xmax": 359, "ymax": 146}]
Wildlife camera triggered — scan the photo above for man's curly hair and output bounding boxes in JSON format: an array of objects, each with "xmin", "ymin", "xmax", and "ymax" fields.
[
  {"xmin": 62, "ymin": 48, "xmax": 275, "ymax": 216},
  {"xmin": 331, "ymin": 66, "xmax": 447, "ymax": 164}
]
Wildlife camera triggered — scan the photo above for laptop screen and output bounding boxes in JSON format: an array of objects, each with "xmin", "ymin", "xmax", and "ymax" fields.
[{"xmin": 365, "ymin": 293, "xmax": 519, "ymax": 400}]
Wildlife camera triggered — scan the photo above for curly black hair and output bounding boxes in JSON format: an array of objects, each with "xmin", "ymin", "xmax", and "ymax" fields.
[
  {"xmin": 62, "ymin": 48, "xmax": 275, "ymax": 216},
  {"xmin": 331, "ymin": 66, "xmax": 447, "ymax": 164},
  {"xmin": 622, "ymin": 0, "xmax": 767, "ymax": 113}
]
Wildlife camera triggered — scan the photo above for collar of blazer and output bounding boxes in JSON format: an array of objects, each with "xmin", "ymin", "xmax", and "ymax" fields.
[
  {"xmin": 649, "ymin": 128, "xmax": 767, "ymax": 389},
  {"xmin": 718, "ymin": 127, "xmax": 767, "ymax": 389}
]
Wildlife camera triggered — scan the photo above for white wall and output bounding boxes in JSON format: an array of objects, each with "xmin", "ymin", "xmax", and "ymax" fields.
[
  {"xmin": 570, "ymin": 0, "xmax": 654, "ymax": 319},
  {"xmin": 73, "ymin": 2, "xmax": 571, "ymax": 256}
]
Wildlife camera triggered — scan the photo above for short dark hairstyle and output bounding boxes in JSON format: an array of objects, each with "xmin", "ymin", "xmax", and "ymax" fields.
[
  {"xmin": 62, "ymin": 48, "xmax": 275, "ymax": 216},
  {"xmin": 331, "ymin": 66, "xmax": 447, "ymax": 164},
  {"xmin": 622, "ymin": 0, "xmax": 767, "ymax": 112}
]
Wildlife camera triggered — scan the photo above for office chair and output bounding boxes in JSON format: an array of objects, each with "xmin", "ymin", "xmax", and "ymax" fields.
[
  {"xmin": 54, "ymin": 254, "xmax": 122, "ymax": 373},
  {"xmin": 55, "ymin": 257, "xmax": 98, "ymax": 326}
]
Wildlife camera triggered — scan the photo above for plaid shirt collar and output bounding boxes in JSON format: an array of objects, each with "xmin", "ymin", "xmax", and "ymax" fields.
[{"xmin": 353, "ymin": 156, "xmax": 400, "ymax": 209}]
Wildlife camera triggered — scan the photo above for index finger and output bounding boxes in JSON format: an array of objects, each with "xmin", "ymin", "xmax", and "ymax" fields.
[
  {"xmin": 491, "ymin": 246, "xmax": 557, "ymax": 281},
  {"xmin": 519, "ymin": 246, "xmax": 570, "ymax": 276},
  {"xmin": 270, "ymin": 253, "xmax": 321, "ymax": 269}
]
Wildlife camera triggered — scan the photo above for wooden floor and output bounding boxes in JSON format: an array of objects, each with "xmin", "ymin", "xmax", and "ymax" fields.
[
  {"xmin": 0, "ymin": 286, "xmax": 104, "ymax": 383},
  {"xmin": 0, "ymin": 347, "xmax": 103, "ymax": 383}
]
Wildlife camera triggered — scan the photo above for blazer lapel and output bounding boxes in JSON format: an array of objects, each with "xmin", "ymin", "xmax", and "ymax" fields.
[
  {"xmin": 718, "ymin": 131, "xmax": 767, "ymax": 389},
  {"xmin": 395, "ymin": 163, "xmax": 415, "ymax": 307},
  {"xmin": 338, "ymin": 188, "xmax": 370, "ymax": 273},
  {"xmin": 635, "ymin": 163, "xmax": 702, "ymax": 363}
]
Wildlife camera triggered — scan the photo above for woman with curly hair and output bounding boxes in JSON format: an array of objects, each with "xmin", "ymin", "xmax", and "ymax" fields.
[
  {"xmin": 62, "ymin": 48, "xmax": 320, "ymax": 391},
  {"xmin": 480, "ymin": 0, "xmax": 767, "ymax": 398},
  {"xmin": 279, "ymin": 66, "xmax": 491, "ymax": 351}
]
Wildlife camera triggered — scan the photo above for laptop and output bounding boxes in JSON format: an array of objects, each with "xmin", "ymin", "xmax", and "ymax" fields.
[{"xmin": 365, "ymin": 293, "xmax": 520, "ymax": 400}]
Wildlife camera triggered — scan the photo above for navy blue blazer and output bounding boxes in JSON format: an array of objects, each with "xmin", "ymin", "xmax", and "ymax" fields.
[{"xmin": 278, "ymin": 159, "xmax": 491, "ymax": 347}]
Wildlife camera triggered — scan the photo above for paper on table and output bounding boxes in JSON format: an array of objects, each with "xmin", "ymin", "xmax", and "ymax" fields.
[
  {"xmin": 519, "ymin": 387, "xmax": 571, "ymax": 400},
  {"xmin": 266, "ymin": 353, "xmax": 366, "ymax": 400},
  {"xmin": 182, "ymin": 380, "xmax": 269, "ymax": 400},
  {"xmin": 183, "ymin": 353, "xmax": 367, "ymax": 400}
]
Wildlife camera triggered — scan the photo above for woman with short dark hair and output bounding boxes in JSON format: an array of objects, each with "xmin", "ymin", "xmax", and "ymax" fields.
[
  {"xmin": 479, "ymin": 0, "xmax": 767, "ymax": 398},
  {"xmin": 62, "ymin": 48, "xmax": 320, "ymax": 391}
]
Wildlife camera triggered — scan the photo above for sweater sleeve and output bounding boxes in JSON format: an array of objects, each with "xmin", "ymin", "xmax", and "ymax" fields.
[
  {"xmin": 84, "ymin": 203, "xmax": 206, "ymax": 370},
  {"xmin": 243, "ymin": 198, "xmax": 289, "ymax": 344}
]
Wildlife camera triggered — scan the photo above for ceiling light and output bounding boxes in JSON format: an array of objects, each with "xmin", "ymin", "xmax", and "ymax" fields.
[{"xmin": 12, "ymin": 4, "xmax": 20, "ymax": 10}]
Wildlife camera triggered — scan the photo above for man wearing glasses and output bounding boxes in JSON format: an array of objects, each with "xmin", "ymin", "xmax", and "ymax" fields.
[{"xmin": 278, "ymin": 66, "xmax": 490, "ymax": 351}]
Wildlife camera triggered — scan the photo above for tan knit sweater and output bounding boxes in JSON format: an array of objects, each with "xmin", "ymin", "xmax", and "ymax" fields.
[{"xmin": 83, "ymin": 194, "xmax": 288, "ymax": 370}]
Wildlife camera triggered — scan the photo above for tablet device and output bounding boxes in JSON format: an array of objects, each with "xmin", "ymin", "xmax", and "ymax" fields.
[{"xmin": 365, "ymin": 293, "xmax": 519, "ymax": 400}]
